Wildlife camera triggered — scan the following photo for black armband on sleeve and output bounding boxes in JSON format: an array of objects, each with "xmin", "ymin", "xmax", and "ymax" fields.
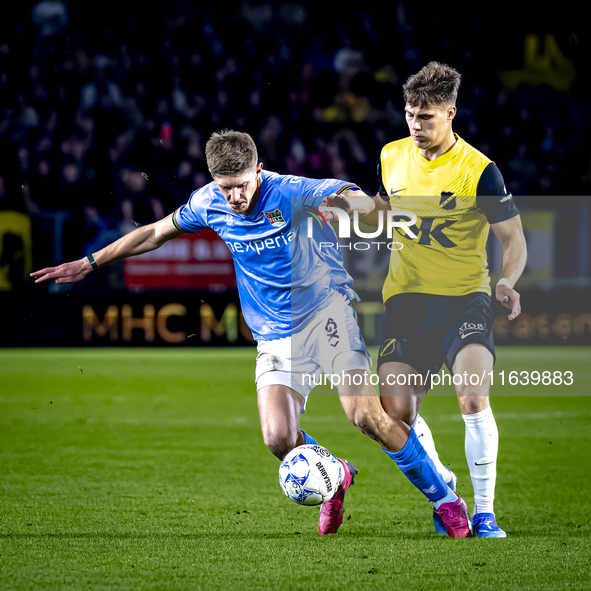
[
  {"xmin": 476, "ymin": 163, "xmax": 519, "ymax": 223},
  {"xmin": 377, "ymin": 161, "xmax": 388, "ymax": 202}
]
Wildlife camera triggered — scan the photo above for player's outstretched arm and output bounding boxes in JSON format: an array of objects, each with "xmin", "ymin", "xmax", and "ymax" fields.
[
  {"xmin": 31, "ymin": 213, "xmax": 183, "ymax": 284},
  {"xmin": 322, "ymin": 190, "xmax": 376, "ymax": 216},
  {"xmin": 365, "ymin": 194, "xmax": 390, "ymax": 226},
  {"xmin": 491, "ymin": 215, "xmax": 527, "ymax": 320}
]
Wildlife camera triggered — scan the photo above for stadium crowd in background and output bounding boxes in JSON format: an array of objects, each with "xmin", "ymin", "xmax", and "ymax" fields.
[{"xmin": 0, "ymin": 1, "xmax": 587, "ymax": 280}]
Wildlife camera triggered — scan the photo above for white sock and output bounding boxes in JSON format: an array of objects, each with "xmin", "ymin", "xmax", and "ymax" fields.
[
  {"xmin": 462, "ymin": 406, "xmax": 498, "ymax": 515},
  {"xmin": 412, "ymin": 414, "xmax": 450, "ymax": 483}
]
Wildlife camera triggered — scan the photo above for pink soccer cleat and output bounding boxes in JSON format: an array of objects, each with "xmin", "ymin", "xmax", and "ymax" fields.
[
  {"xmin": 433, "ymin": 495, "xmax": 473, "ymax": 538},
  {"xmin": 318, "ymin": 459, "xmax": 357, "ymax": 534}
]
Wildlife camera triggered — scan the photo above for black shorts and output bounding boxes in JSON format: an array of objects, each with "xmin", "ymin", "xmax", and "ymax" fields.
[{"xmin": 377, "ymin": 292, "xmax": 496, "ymax": 389}]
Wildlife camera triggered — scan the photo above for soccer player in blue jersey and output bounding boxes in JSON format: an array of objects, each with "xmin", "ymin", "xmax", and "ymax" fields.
[{"xmin": 32, "ymin": 129, "xmax": 473, "ymax": 537}]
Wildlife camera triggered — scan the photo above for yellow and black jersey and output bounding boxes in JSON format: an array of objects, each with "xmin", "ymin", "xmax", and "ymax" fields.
[{"xmin": 378, "ymin": 134, "xmax": 518, "ymax": 301}]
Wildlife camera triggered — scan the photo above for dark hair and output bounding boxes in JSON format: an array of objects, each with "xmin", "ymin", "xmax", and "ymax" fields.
[
  {"xmin": 402, "ymin": 62, "xmax": 462, "ymax": 108},
  {"xmin": 205, "ymin": 129, "xmax": 258, "ymax": 177}
]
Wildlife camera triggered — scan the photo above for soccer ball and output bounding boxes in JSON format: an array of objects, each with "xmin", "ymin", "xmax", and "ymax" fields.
[{"xmin": 278, "ymin": 444, "xmax": 344, "ymax": 506}]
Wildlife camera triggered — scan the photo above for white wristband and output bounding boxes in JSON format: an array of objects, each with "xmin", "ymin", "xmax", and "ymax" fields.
[{"xmin": 497, "ymin": 277, "xmax": 512, "ymax": 289}]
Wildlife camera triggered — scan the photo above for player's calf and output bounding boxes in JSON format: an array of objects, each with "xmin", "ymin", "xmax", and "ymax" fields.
[
  {"xmin": 257, "ymin": 384, "xmax": 306, "ymax": 460},
  {"xmin": 382, "ymin": 429, "xmax": 472, "ymax": 538},
  {"xmin": 346, "ymin": 403, "xmax": 384, "ymax": 441},
  {"xmin": 339, "ymin": 385, "xmax": 409, "ymax": 452},
  {"xmin": 262, "ymin": 429, "xmax": 302, "ymax": 460}
]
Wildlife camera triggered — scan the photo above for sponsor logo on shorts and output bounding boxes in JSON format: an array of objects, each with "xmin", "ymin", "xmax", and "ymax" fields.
[
  {"xmin": 325, "ymin": 318, "xmax": 340, "ymax": 347},
  {"xmin": 459, "ymin": 321, "xmax": 485, "ymax": 339},
  {"xmin": 379, "ymin": 338, "xmax": 397, "ymax": 357}
]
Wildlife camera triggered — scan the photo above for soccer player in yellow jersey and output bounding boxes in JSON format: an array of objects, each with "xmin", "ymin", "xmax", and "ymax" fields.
[{"xmin": 324, "ymin": 62, "xmax": 527, "ymax": 538}]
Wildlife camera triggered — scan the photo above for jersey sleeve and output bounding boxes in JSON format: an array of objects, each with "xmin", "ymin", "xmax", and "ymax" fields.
[
  {"xmin": 377, "ymin": 161, "xmax": 388, "ymax": 202},
  {"xmin": 172, "ymin": 191, "xmax": 208, "ymax": 233},
  {"xmin": 283, "ymin": 176, "xmax": 361, "ymax": 210},
  {"xmin": 476, "ymin": 163, "xmax": 519, "ymax": 224}
]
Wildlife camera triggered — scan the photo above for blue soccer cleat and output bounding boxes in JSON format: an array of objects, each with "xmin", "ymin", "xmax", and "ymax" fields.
[
  {"xmin": 433, "ymin": 468, "xmax": 457, "ymax": 534},
  {"xmin": 472, "ymin": 513, "xmax": 507, "ymax": 538}
]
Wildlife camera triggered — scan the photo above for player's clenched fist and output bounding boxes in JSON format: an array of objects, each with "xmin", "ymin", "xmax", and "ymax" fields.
[{"xmin": 30, "ymin": 258, "xmax": 93, "ymax": 284}]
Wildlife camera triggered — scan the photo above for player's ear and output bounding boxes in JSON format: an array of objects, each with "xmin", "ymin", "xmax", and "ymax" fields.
[
  {"xmin": 256, "ymin": 162, "xmax": 264, "ymax": 174},
  {"xmin": 447, "ymin": 106, "xmax": 457, "ymax": 121}
]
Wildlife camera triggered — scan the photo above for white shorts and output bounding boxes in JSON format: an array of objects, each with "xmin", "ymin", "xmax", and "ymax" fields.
[{"xmin": 255, "ymin": 296, "xmax": 372, "ymax": 412}]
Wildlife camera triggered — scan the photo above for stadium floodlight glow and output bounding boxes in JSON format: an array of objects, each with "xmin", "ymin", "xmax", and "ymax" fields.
[{"xmin": 307, "ymin": 208, "xmax": 418, "ymax": 239}]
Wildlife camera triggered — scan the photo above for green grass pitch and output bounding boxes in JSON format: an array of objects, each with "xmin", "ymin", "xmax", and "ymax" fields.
[{"xmin": 1, "ymin": 347, "xmax": 590, "ymax": 590}]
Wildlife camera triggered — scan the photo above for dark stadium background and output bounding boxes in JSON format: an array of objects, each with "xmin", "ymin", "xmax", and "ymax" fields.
[{"xmin": 0, "ymin": 1, "xmax": 589, "ymax": 347}]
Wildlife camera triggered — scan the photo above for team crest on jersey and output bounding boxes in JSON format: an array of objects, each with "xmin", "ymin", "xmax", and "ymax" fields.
[
  {"xmin": 439, "ymin": 192, "xmax": 456, "ymax": 210},
  {"xmin": 263, "ymin": 209, "xmax": 286, "ymax": 227}
]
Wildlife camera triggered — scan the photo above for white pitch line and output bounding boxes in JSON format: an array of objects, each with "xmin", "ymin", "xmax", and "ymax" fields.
[{"xmin": 438, "ymin": 410, "xmax": 591, "ymax": 422}]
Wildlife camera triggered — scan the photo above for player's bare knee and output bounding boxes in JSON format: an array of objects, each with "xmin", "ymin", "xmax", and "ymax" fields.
[
  {"xmin": 395, "ymin": 408, "xmax": 416, "ymax": 426},
  {"xmin": 380, "ymin": 399, "xmax": 416, "ymax": 426},
  {"xmin": 458, "ymin": 394, "xmax": 489, "ymax": 415}
]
